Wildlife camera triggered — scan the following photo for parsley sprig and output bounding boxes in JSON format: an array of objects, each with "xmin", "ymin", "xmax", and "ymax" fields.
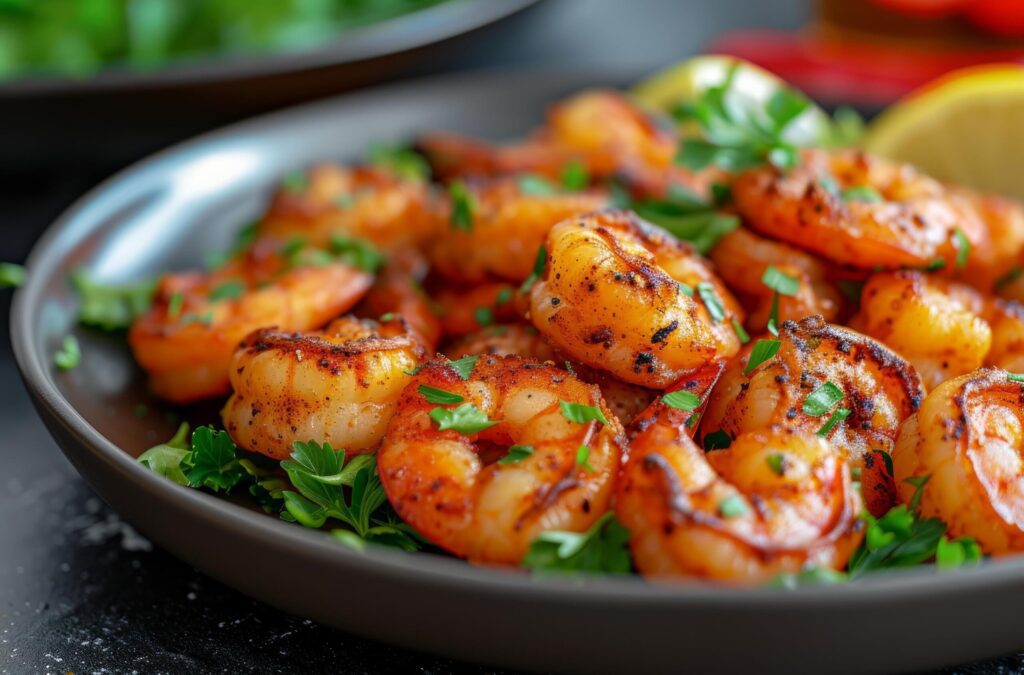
[
  {"xmin": 673, "ymin": 64, "xmax": 862, "ymax": 173},
  {"xmin": 71, "ymin": 271, "xmax": 156, "ymax": 331},
  {"xmin": 615, "ymin": 183, "xmax": 738, "ymax": 255},
  {"xmin": 521, "ymin": 513, "xmax": 632, "ymax": 574},
  {"xmin": 138, "ymin": 427, "xmax": 420, "ymax": 551}
]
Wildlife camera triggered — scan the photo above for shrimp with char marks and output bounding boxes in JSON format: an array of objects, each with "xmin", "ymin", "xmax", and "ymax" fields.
[
  {"xmin": 377, "ymin": 355, "xmax": 624, "ymax": 564},
  {"xmin": 701, "ymin": 315, "xmax": 924, "ymax": 516},
  {"xmin": 893, "ymin": 368, "xmax": 1024, "ymax": 555},
  {"xmin": 529, "ymin": 209, "xmax": 743, "ymax": 389},
  {"xmin": 617, "ymin": 399, "xmax": 863, "ymax": 583},
  {"xmin": 222, "ymin": 316, "xmax": 425, "ymax": 460},
  {"xmin": 129, "ymin": 238, "xmax": 372, "ymax": 403}
]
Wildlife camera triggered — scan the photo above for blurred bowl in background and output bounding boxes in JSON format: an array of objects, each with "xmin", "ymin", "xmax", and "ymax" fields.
[{"xmin": 0, "ymin": 0, "xmax": 540, "ymax": 169}]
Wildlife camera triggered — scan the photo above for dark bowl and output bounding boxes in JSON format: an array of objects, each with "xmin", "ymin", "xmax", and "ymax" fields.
[
  {"xmin": 11, "ymin": 68, "xmax": 1024, "ymax": 674},
  {"xmin": 0, "ymin": 0, "xmax": 539, "ymax": 169}
]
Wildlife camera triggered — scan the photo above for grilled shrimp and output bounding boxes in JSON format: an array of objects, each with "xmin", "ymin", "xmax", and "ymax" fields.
[
  {"xmin": 851, "ymin": 271, "xmax": 991, "ymax": 390},
  {"xmin": 129, "ymin": 239, "xmax": 372, "ymax": 403},
  {"xmin": 442, "ymin": 324, "xmax": 556, "ymax": 362},
  {"xmin": 709, "ymin": 227, "xmax": 842, "ymax": 330},
  {"xmin": 701, "ymin": 315, "xmax": 924, "ymax": 515},
  {"xmin": 418, "ymin": 90, "xmax": 671, "ymax": 182},
  {"xmin": 377, "ymin": 355, "xmax": 624, "ymax": 564},
  {"xmin": 893, "ymin": 368, "xmax": 1024, "ymax": 554},
  {"xmin": 956, "ymin": 191, "xmax": 1024, "ymax": 292},
  {"xmin": 431, "ymin": 281, "xmax": 525, "ymax": 338},
  {"xmin": 258, "ymin": 164, "xmax": 441, "ymax": 249},
  {"xmin": 428, "ymin": 178, "xmax": 607, "ymax": 284},
  {"xmin": 984, "ymin": 299, "xmax": 1024, "ymax": 373},
  {"xmin": 529, "ymin": 209, "xmax": 743, "ymax": 388},
  {"xmin": 732, "ymin": 149, "xmax": 985, "ymax": 270},
  {"xmin": 354, "ymin": 251, "xmax": 441, "ymax": 350},
  {"xmin": 222, "ymin": 316, "xmax": 425, "ymax": 460},
  {"xmin": 617, "ymin": 401, "xmax": 862, "ymax": 583}
]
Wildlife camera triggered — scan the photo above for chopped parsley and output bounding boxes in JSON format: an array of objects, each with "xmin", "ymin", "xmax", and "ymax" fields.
[
  {"xmin": 368, "ymin": 143, "xmax": 430, "ymax": 181},
  {"xmin": 560, "ymin": 160, "xmax": 589, "ymax": 191},
  {"xmin": 761, "ymin": 265, "xmax": 799, "ymax": 335},
  {"xmin": 474, "ymin": 306, "xmax": 493, "ymax": 326},
  {"xmin": 521, "ymin": 512, "xmax": 632, "ymax": 574},
  {"xmin": 417, "ymin": 385, "xmax": 464, "ymax": 405},
  {"xmin": 520, "ymin": 244, "xmax": 547, "ymax": 294},
  {"xmin": 841, "ymin": 185, "xmax": 883, "ymax": 203},
  {"xmin": 817, "ymin": 407, "xmax": 852, "ymax": 436},
  {"xmin": 429, "ymin": 403, "xmax": 499, "ymax": 435},
  {"xmin": 696, "ymin": 281, "xmax": 726, "ymax": 323},
  {"xmin": 560, "ymin": 401, "xmax": 609, "ymax": 426},
  {"xmin": 54, "ymin": 335, "xmax": 80, "ymax": 370},
  {"xmin": 208, "ymin": 280, "xmax": 245, "ymax": 302},
  {"xmin": 953, "ymin": 227, "xmax": 970, "ymax": 270},
  {"xmin": 996, "ymin": 266, "xmax": 1022, "ymax": 289},
  {"xmin": 575, "ymin": 445, "xmax": 595, "ymax": 472},
  {"xmin": 71, "ymin": 271, "xmax": 156, "ymax": 331},
  {"xmin": 718, "ymin": 494, "xmax": 748, "ymax": 518},
  {"xmin": 517, "ymin": 174, "xmax": 560, "ymax": 196},
  {"xmin": 449, "ymin": 355, "xmax": 480, "ymax": 380},
  {"xmin": 627, "ymin": 185, "xmax": 739, "ymax": 255},
  {"xmin": 743, "ymin": 339, "xmax": 781, "ymax": 375},
  {"xmin": 731, "ymin": 318, "xmax": 750, "ymax": 344},
  {"xmin": 449, "ymin": 180, "xmax": 474, "ymax": 231},
  {"xmin": 498, "ymin": 444, "xmax": 535, "ymax": 465},
  {"xmin": 765, "ymin": 453, "xmax": 786, "ymax": 476},
  {"xmin": 662, "ymin": 390, "xmax": 700, "ymax": 411},
  {"xmin": 329, "ymin": 235, "xmax": 385, "ymax": 273},
  {"xmin": 802, "ymin": 381, "xmax": 844, "ymax": 417}
]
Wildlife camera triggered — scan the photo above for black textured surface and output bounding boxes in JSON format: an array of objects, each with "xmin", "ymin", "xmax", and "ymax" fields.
[{"xmin": 2, "ymin": 1, "xmax": 1022, "ymax": 673}]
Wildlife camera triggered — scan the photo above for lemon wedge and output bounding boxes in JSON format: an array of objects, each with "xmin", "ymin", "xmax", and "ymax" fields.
[
  {"xmin": 864, "ymin": 64, "xmax": 1024, "ymax": 199},
  {"xmin": 631, "ymin": 55, "xmax": 837, "ymax": 147}
]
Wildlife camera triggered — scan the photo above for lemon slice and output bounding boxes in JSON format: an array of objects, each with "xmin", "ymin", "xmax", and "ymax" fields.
[
  {"xmin": 631, "ymin": 55, "xmax": 835, "ymax": 146},
  {"xmin": 863, "ymin": 64, "xmax": 1024, "ymax": 199}
]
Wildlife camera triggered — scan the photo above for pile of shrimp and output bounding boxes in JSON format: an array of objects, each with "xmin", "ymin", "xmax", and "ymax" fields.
[{"xmin": 129, "ymin": 88, "xmax": 1024, "ymax": 585}]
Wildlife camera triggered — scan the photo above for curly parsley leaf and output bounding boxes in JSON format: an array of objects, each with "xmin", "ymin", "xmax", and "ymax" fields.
[
  {"xmin": 847, "ymin": 475, "xmax": 981, "ymax": 577},
  {"xmin": 522, "ymin": 512, "xmax": 632, "ymax": 575},
  {"xmin": 184, "ymin": 426, "xmax": 249, "ymax": 492},
  {"xmin": 137, "ymin": 422, "xmax": 192, "ymax": 486},
  {"xmin": 72, "ymin": 271, "xmax": 156, "ymax": 331},
  {"xmin": 627, "ymin": 185, "xmax": 739, "ymax": 255}
]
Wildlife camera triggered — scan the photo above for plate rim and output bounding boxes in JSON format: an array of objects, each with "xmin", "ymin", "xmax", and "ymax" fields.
[{"xmin": 12, "ymin": 65, "xmax": 1024, "ymax": 613}]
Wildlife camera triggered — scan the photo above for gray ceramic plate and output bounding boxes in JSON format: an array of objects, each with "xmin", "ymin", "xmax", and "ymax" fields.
[{"xmin": 11, "ymin": 69, "xmax": 1024, "ymax": 674}]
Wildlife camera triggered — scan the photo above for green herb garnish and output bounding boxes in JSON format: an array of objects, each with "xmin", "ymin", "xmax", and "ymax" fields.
[
  {"xmin": 54, "ymin": 335, "xmax": 80, "ymax": 370},
  {"xmin": 428, "ymin": 403, "xmax": 499, "ymax": 435},
  {"xmin": 498, "ymin": 444, "xmax": 535, "ymax": 465},
  {"xmin": 418, "ymin": 385, "xmax": 464, "ymax": 405},
  {"xmin": 521, "ymin": 512, "xmax": 632, "ymax": 574},
  {"xmin": 560, "ymin": 401, "xmax": 609, "ymax": 426},
  {"xmin": 743, "ymin": 339, "xmax": 781, "ymax": 375},
  {"xmin": 802, "ymin": 381, "xmax": 844, "ymax": 417},
  {"xmin": 662, "ymin": 390, "xmax": 700, "ymax": 411},
  {"xmin": 0, "ymin": 262, "xmax": 26, "ymax": 288},
  {"xmin": 449, "ymin": 180, "xmax": 474, "ymax": 231}
]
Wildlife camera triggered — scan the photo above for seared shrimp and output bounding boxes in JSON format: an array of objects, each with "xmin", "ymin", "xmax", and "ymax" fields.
[
  {"xmin": 222, "ymin": 316, "xmax": 425, "ymax": 460},
  {"xmin": 129, "ymin": 239, "xmax": 372, "ymax": 403},
  {"xmin": 851, "ymin": 271, "xmax": 991, "ymax": 390},
  {"xmin": 702, "ymin": 315, "xmax": 924, "ymax": 515},
  {"xmin": 617, "ymin": 403, "xmax": 862, "ymax": 583},
  {"xmin": 432, "ymin": 281, "xmax": 525, "ymax": 338},
  {"xmin": 530, "ymin": 209, "xmax": 743, "ymax": 388},
  {"xmin": 428, "ymin": 178, "xmax": 607, "ymax": 284},
  {"xmin": 258, "ymin": 164, "xmax": 441, "ymax": 249},
  {"xmin": 377, "ymin": 355, "xmax": 624, "ymax": 564},
  {"xmin": 733, "ymin": 149, "xmax": 985, "ymax": 270},
  {"xmin": 893, "ymin": 368, "xmax": 1024, "ymax": 554},
  {"xmin": 709, "ymin": 227, "xmax": 842, "ymax": 330},
  {"xmin": 355, "ymin": 251, "xmax": 441, "ymax": 350},
  {"xmin": 442, "ymin": 324, "xmax": 556, "ymax": 362}
]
